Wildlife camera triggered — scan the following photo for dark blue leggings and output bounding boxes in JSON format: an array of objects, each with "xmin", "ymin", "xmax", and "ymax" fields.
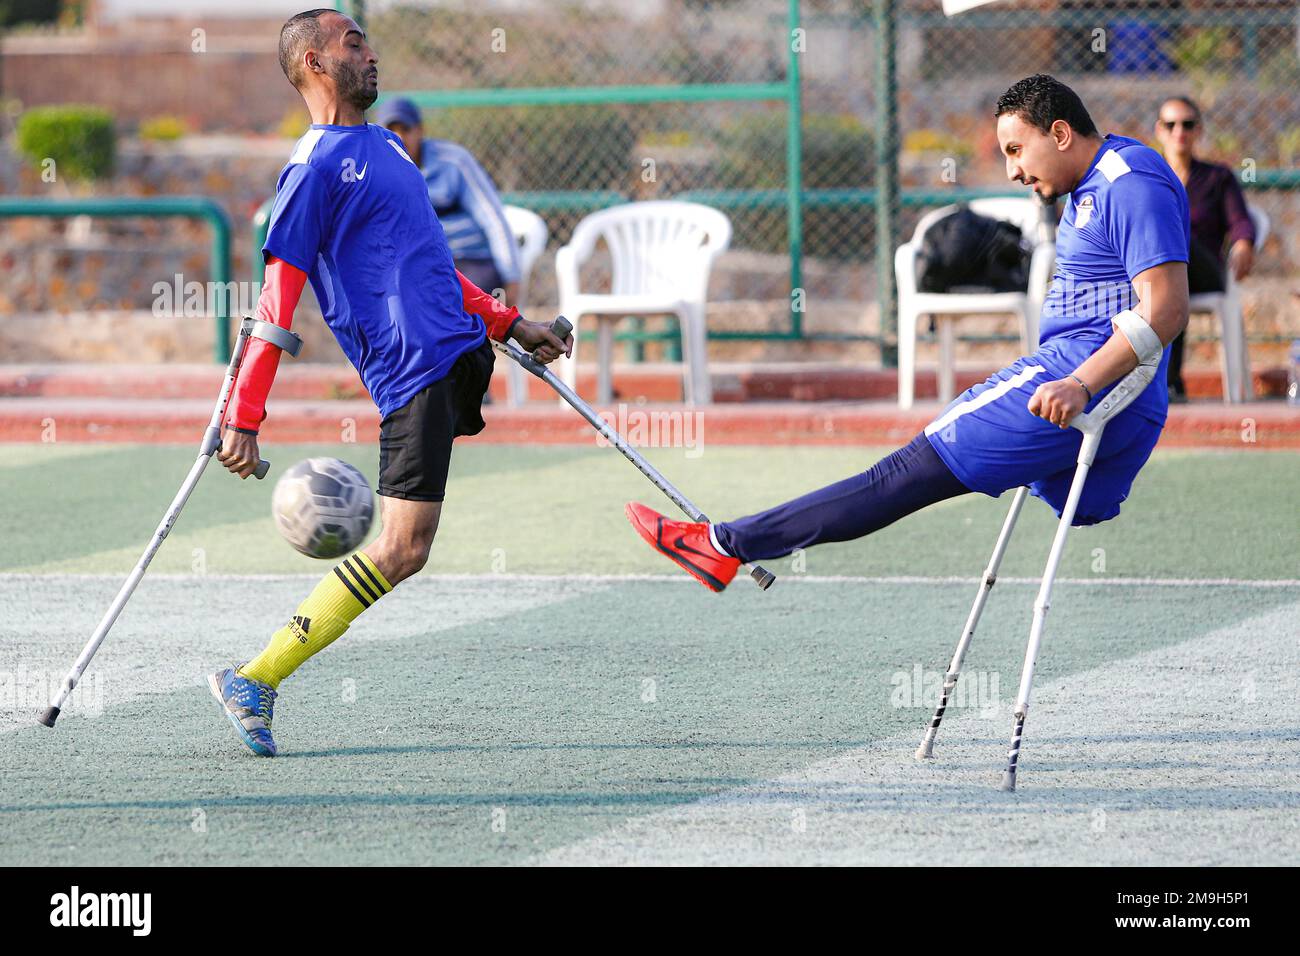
[{"xmin": 712, "ymin": 433, "xmax": 971, "ymax": 563}]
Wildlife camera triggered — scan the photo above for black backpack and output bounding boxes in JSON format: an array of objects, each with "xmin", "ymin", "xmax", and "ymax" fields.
[{"xmin": 915, "ymin": 206, "xmax": 1031, "ymax": 294}]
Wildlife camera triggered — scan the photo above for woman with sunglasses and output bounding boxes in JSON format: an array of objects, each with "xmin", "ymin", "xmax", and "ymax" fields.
[{"xmin": 1153, "ymin": 96, "xmax": 1257, "ymax": 401}]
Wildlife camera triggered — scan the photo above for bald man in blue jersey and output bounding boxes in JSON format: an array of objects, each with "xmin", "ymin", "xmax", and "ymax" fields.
[
  {"xmin": 206, "ymin": 9, "xmax": 571, "ymax": 756},
  {"xmin": 629, "ymin": 74, "xmax": 1191, "ymax": 592}
]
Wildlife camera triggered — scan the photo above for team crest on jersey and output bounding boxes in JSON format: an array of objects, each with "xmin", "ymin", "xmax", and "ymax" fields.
[{"xmin": 1074, "ymin": 195, "xmax": 1094, "ymax": 228}]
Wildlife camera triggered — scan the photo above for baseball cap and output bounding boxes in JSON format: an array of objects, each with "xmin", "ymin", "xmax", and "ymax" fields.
[{"xmin": 374, "ymin": 97, "xmax": 421, "ymax": 129}]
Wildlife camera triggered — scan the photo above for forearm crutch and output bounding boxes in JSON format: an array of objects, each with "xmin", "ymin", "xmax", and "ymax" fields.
[
  {"xmin": 494, "ymin": 316, "xmax": 776, "ymax": 590},
  {"xmin": 913, "ymin": 361, "xmax": 1157, "ymax": 782},
  {"xmin": 1000, "ymin": 361, "xmax": 1157, "ymax": 791},
  {"xmin": 38, "ymin": 316, "xmax": 302, "ymax": 728},
  {"xmin": 916, "ymin": 484, "xmax": 1029, "ymax": 759}
]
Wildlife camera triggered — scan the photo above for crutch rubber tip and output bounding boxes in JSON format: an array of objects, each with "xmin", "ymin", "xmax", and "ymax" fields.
[
  {"xmin": 914, "ymin": 742, "xmax": 935, "ymax": 760},
  {"xmin": 1000, "ymin": 771, "xmax": 1017, "ymax": 792},
  {"xmin": 751, "ymin": 567, "xmax": 776, "ymax": 590},
  {"xmin": 37, "ymin": 705, "xmax": 60, "ymax": 728}
]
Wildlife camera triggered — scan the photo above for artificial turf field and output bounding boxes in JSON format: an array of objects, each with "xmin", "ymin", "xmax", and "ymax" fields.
[{"xmin": 1, "ymin": 440, "xmax": 1297, "ymax": 865}]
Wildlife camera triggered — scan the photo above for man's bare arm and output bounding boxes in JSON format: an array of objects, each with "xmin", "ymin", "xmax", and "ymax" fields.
[{"xmin": 1072, "ymin": 260, "xmax": 1188, "ymax": 392}]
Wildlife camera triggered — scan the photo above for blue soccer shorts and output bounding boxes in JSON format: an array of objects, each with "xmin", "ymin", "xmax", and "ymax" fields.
[{"xmin": 924, "ymin": 342, "xmax": 1166, "ymax": 526}]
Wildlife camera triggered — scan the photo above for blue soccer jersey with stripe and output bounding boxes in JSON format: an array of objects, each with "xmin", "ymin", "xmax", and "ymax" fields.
[
  {"xmin": 924, "ymin": 134, "xmax": 1190, "ymax": 524},
  {"xmin": 1037, "ymin": 133, "xmax": 1190, "ymax": 424}
]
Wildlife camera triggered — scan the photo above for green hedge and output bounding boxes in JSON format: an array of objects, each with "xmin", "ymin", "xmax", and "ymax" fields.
[{"xmin": 16, "ymin": 105, "xmax": 116, "ymax": 182}]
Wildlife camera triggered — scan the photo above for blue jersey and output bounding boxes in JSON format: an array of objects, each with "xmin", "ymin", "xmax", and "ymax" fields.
[
  {"xmin": 1039, "ymin": 133, "xmax": 1190, "ymax": 424},
  {"xmin": 924, "ymin": 136, "xmax": 1189, "ymax": 523},
  {"xmin": 263, "ymin": 123, "xmax": 487, "ymax": 419}
]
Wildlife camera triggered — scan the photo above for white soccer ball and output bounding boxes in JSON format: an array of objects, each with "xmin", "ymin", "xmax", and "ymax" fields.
[{"xmin": 272, "ymin": 457, "xmax": 375, "ymax": 559}]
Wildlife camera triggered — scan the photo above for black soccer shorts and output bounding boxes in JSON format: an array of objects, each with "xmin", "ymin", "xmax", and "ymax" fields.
[{"xmin": 377, "ymin": 339, "xmax": 495, "ymax": 502}]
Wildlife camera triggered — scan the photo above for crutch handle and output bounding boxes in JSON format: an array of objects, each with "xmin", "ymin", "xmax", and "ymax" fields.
[
  {"xmin": 1071, "ymin": 363, "xmax": 1157, "ymax": 435},
  {"xmin": 535, "ymin": 315, "xmax": 573, "ymax": 363},
  {"xmin": 206, "ymin": 427, "xmax": 270, "ymax": 480},
  {"xmin": 213, "ymin": 439, "xmax": 271, "ymax": 480},
  {"xmin": 509, "ymin": 316, "xmax": 573, "ymax": 378}
]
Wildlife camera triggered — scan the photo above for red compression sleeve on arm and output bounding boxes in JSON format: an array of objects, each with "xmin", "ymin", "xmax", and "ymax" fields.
[
  {"xmin": 225, "ymin": 256, "xmax": 307, "ymax": 433},
  {"xmin": 457, "ymin": 269, "xmax": 521, "ymax": 342}
]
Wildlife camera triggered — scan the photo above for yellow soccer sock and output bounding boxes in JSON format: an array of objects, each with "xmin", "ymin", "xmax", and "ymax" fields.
[{"xmin": 239, "ymin": 552, "xmax": 393, "ymax": 689}]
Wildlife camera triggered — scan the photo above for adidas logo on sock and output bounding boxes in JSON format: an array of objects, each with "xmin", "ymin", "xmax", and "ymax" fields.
[{"xmin": 289, "ymin": 615, "xmax": 312, "ymax": 643}]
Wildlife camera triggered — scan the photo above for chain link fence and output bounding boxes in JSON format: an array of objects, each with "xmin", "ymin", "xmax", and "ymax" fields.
[
  {"xmin": 4, "ymin": 1, "xmax": 1293, "ymax": 364},
  {"xmin": 885, "ymin": 0, "xmax": 1300, "ymax": 361},
  {"xmin": 357, "ymin": 0, "xmax": 1299, "ymax": 363}
]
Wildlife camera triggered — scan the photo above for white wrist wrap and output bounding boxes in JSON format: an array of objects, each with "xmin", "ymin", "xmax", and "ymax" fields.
[{"xmin": 1113, "ymin": 309, "xmax": 1163, "ymax": 367}]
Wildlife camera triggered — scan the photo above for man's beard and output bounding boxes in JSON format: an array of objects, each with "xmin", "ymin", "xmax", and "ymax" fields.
[
  {"xmin": 331, "ymin": 57, "xmax": 378, "ymax": 112},
  {"xmin": 1025, "ymin": 178, "xmax": 1058, "ymax": 204}
]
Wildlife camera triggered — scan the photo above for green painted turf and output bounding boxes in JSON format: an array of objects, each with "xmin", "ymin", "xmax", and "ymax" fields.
[
  {"xmin": 0, "ymin": 441, "xmax": 1296, "ymax": 579},
  {"xmin": 0, "ymin": 442, "xmax": 1296, "ymax": 865},
  {"xmin": 2, "ymin": 577, "xmax": 1295, "ymax": 865}
]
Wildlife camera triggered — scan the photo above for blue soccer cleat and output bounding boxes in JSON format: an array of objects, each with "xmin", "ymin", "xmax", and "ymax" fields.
[{"xmin": 207, "ymin": 665, "xmax": 278, "ymax": 757}]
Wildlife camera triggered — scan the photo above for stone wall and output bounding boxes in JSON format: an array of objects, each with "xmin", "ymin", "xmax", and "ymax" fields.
[
  {"xmin": 1, "ymin": 136, "xmax": 289, "ymax": 317},
  {"xmin": 0, "ymin": 19, "xmax": 302, "ymax": 133}
]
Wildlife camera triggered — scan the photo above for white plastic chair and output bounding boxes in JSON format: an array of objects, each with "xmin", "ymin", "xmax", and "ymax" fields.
[
  {"xmin": 501, "ymin": 205, "xmax": 549, "ymax": 406},
  {"xmin": 1187, "ymin": 205, "xmax": 1269, "ymax": 403},
  {"xmin": 554, "ymin": 201, "xmax": 731, "ymax": 405},
  {"xmin": 896, "ymin": 198, "xmax": 1056, "ymax": 409}
]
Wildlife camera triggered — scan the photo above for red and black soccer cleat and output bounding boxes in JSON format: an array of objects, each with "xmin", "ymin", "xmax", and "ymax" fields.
[{"xmin": 624, "ymin": 502, "xmax": 740, "ymax": 593}]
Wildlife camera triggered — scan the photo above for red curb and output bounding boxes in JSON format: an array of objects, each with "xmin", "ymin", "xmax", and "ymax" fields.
[
  {"xmin": 0, "ymin": 363, "xmax": 1288, "ymax": 403},
  {"xmin": 1, "ymin": 398, "xmax": 1295, "ymax": 448}
]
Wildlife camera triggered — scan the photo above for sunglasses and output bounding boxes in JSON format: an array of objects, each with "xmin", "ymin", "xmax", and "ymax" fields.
[{"xmin": 1160, "ymin": 119, "xmax": 1198, "ymax": 131}]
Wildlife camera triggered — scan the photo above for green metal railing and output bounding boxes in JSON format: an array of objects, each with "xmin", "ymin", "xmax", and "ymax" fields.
[{"xmin": 0, "ymin": 196, "xmax": 234, "ymax": 361}]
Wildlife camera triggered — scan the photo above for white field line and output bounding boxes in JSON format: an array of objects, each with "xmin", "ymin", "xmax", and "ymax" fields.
[
  {"xmin": 1, "ymin": 572, "xmax": 1297, "ymax": 588},
  {"xmin": 0, "ymin": 575, "xmax": 607, "ymax": 734},
  {"xmin": 531, "ymin": 598, "xmax": 1300, "ymax": 866}
]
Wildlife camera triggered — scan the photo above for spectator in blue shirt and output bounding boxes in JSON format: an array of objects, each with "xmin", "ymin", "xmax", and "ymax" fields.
[{"xmin": 376, "ymin": 97, "xmax": 522, "ymax": 307}]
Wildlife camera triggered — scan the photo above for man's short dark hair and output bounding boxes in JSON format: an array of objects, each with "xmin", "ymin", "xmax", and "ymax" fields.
[
  {"xmin": 995, "ymin": 74, "xmax": 1099, "ymax": 138},
  {"xmin": 279, "ymin": 9, "xmax": 336, "ymax": 90}
]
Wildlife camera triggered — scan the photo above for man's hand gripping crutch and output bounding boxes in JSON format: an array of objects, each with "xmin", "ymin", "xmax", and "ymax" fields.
[{"xmin": 37, "ymin": 316, "xmax": 303, "ymax": 728}]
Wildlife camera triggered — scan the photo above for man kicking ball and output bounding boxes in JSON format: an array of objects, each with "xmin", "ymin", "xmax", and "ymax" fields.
[
  {"xmin": 628, "ymin": 74, "xmax": 1189, "ymax": 591},
  {"xmin": 207, "ymin": 9, "xmax": 571, "ymax": 756}
]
